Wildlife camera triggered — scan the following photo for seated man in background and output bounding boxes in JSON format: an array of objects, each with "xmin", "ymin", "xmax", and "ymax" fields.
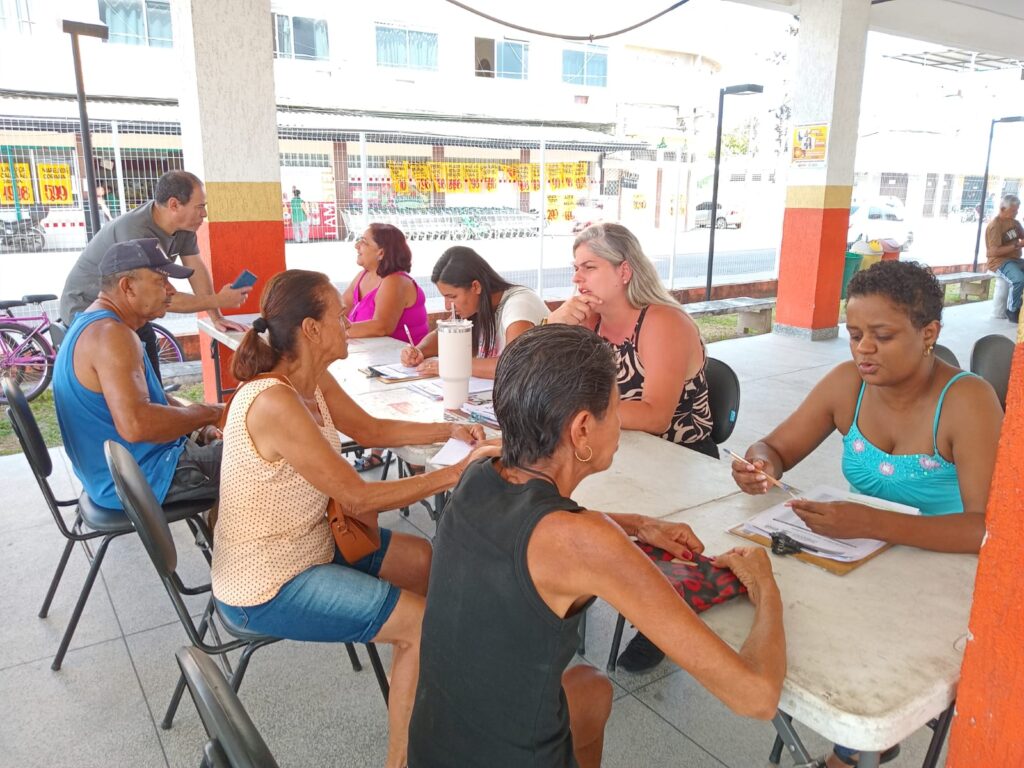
[{"xmin": 53, "ymin": 239, "xmax": 224, "ymax": 511}]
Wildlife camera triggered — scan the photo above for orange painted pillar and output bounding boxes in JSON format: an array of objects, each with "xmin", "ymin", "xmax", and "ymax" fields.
[
  {"xmin": 947, "ymin": 324, "xmax": 1024, "ymax": 765},
  {"xmin": 174, "ymin": 0, "xmax": 286, "ymax": 402},
  {"xmin": 773, "ymin": 0, "xmax": 870, "ymax": 340}
]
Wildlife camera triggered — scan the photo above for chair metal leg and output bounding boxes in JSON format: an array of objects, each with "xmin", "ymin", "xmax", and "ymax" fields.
[
  {"xmin": 51, "ymin": 533, "xmax": 116, "ymax": 671},
  {"xmin": 606, "ymin": 613, "xmax": 626, "ymax": 672},
  {"xmin": 39, "ymin": 538, "xmax": 76, "ymax": 618},
  {"xmin": 227, "ymin": 641, "xmax": 263, "ymax": 693},
  {"xmin": 163, "ymin": 604, "xmax": 214, "ymax": 729},
  {"xmin": 768, "ymin": 733, "xmax": 786, "ymax": 765},
  {"xmin": 922, "ymin": 701, "xmax": 955, "ymax": 768},
  {"xmin": 345, "ymin": 642, "xmax": 363, "ymax": 672},
  {"xmin": 365, "ymin": 643, "xmax": 390, "ymax": 706}
]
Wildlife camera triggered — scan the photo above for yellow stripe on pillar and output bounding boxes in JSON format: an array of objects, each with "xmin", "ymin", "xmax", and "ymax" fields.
[
  {"xmin": 205, "ymin": 181, "xmax": 283, "ymax": 223},
  {"xmin": 784, "ymin": 185, "xmax": 853, "ymax": 210}
]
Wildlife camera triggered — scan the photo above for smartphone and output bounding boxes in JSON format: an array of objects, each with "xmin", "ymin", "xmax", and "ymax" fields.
[{"xmin": 231, "ymin": 269, "xmax": 258, "ymax": 289}]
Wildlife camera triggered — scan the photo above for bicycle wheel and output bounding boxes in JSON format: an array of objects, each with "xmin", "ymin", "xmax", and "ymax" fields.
[
  {"xmin": 0, "ymin": 321, "xmax": 54, "ymax": 404},
  {"xmin": 150, "ymin": 322, "xmax": 185, "ymax": 365}
]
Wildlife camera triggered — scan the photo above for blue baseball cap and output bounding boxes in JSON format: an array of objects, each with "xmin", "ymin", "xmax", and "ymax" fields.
[{"xmin": 99, "ymin": 238, "xmax": 194, "ymax": 279}]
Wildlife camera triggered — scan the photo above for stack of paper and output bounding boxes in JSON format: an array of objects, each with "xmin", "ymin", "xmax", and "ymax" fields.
[
  {"xmin": 461, "ymin": 401, "xmax": 498, "ymax": 428},
  {"xmin": 738, "ymin": 485, "xmax": 919, "ymax": 562},
  {"xmin": 368, "ymin": 363, "xmax": 426, "ymax": 380},
  {"xmin": 408, "ymin": 377, "xmax": 493, "ymax": 401}
]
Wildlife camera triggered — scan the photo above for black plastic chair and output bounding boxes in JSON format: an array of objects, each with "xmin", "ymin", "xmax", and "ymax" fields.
[
  {"xmin": 2, "ymin": 376, "xmax": 212, "ymax": 671},
  {"xmin": 971, "ymin": 334, "xmax": 1013, "ymax": 410},
  {"xmin": 103, "ymin": 440, "xmax": 391, "ymax": 730},
  {"xmin": 933, "ymin": 343, "xmax": 960, "ymax": 368},
  {"xmin": 706, "ymin": 357, "xmax": 741, "ymax": 445},
  {"xmin": 601, "ymin": 357, "xmax": 743, "ymax": 672},
  {"xmin": 176, "ymin": 646, "xmax": 280, "ymax": 768}
]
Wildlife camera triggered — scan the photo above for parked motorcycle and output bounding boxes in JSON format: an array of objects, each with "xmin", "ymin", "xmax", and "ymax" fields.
[{"xmin": 1, "ymin": 215, "xmax": 45, "ymax": 252}]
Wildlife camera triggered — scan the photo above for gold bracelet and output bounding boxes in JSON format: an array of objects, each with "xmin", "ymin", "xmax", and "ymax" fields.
[{"xmin": 539, "ymin": 318, "xmax": 549, "ymax": 326}]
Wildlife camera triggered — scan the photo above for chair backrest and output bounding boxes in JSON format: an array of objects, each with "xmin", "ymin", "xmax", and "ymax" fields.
[
  {"xmin": 933, "ymin": 344, "xmax": 960, "ymax": 368},
  {"xmin": 103, "ymin": 440, "xmax": 178, "ymax": 577},
  {"xmin": 176, "ymin": 647, "xmax": 280, "ymax": 768},
  {"xmin": 705, "ymin": 357, "xmax": 740, "ymax": 445},
  {"xmin": 3, "ymin": 375, "xmax": 53, "ymax": 479},
  {"xmin": 970, "ymin": 334, "xmax": 1014, "ymax": 411}
]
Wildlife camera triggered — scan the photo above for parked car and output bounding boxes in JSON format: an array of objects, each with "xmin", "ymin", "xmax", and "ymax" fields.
[
  {"xmin": 846, "ymin": 198, "xmax": 913, "ymax": 251},
  {"xmin": 694, "ymin": 201, "xmax": 742, "ymax": 229}
]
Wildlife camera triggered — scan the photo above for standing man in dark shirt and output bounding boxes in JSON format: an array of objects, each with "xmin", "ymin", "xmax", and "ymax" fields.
[
  {"xmin": 60, "ymin": 170, "xmax": 252, "ymax": 377},
  {"xmin": 985, "ymin": 194, "xmax": 1024, "ymax": 323}
]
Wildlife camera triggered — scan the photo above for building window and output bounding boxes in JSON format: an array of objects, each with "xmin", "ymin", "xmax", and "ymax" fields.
[
  {"xmin": 272, "ymin": 13, "xmax": 329, "ymax": 60},
  {"xmin": 98, "ymin": 0, "xmax": 172, "ymax": 47},
  {"xmin": 376, "ymin": 25, "xmax": 438, "ymax": 70},
  {"xmin": 474, "ymin": 37, "xmax": 528, "ymax": 79},
  {"xmin": 0, "ymin": 0, "xmax": 33, "ymax": 33},
  {"xmin": 562, "ymin": 46, "xmax": 608, "ymax": 87}
]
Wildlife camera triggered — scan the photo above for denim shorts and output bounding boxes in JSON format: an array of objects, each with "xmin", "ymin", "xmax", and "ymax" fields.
[{"xmin": 215, "ymin": 529, "xmax": 399, "ymax": 644}]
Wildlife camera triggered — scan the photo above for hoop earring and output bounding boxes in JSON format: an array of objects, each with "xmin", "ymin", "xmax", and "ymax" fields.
[{"xmin": 574, "ymin": 446, "xmax": 593, "ymax": 463}]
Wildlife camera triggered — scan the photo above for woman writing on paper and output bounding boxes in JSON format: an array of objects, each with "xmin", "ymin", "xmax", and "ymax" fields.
[
  {"xmin": 212, "ymin": 270, "xmax": 497, "ymax": 768},
  {"xmin": 400, "ymin": 246, "xmax": 549, "ymax": 378},
  {"xmin": 341, "ymin": 223, "xmax": 429, "ymax": 343},
  {"xmin": 732, "ymin": 259, "xmax": 1001, "ymax": 559},
  {"xmin": 408, "ymin": 325, "xmax": 786, "ymax": 768}
]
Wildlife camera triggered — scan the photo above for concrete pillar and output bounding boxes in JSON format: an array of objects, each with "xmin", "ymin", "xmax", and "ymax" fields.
[
  {"xmin": 431, "ymin": 145, "xmax": 446, "ymax": 208},
  {"xmin": 775, "ymin": 0, "xmax": 871, "ymax": 340},
  {"xmin": 948, "ymin": 331, "xmax": 1023, "ymax": 764},
  {"xmin": 174, "ymin": 0, "xmax": 286, "ymax": 402}
]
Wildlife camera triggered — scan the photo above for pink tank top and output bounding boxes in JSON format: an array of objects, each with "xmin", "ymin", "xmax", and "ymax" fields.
[{"xmin": 347, "ymin": 271, "xmax": 429, "ymax": 344}]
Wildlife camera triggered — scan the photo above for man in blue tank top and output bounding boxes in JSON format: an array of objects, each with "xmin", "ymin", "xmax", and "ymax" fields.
[{"xmin": 53, "ymin": 239, "xmax": 225, "ymax": 510}]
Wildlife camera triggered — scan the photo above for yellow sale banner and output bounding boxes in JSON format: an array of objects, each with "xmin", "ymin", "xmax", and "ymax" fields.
[
  {"xmin": 38, "ymin": 163, "xmax": 73, "ymax": 204},
  {"xmin": 1, "ymin": 161, "xmax": 34, "ymax": 205}
]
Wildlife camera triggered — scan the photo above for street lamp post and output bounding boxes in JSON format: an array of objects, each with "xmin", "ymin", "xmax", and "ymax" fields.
[
  {"xmin": 62, "ymin": 20, "xmax": 109, "ymax": 241},
  {"xmin": 706, "ymin": 83, "xmax": 763, "ymax": 301},
  {"xmin": 973, "ymin": 115, "xmax": 1024, "ymax": 271}
]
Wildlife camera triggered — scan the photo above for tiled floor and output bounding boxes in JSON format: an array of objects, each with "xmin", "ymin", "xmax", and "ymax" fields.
[{"xmin": 0, "ymin": 299, "xmax": 1014, "ymax": 767}]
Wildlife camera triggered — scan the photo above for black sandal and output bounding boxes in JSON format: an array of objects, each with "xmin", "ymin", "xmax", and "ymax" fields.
[{"xmin": 353, "ymin": 454, "xmax": 385, "ymax": 472}]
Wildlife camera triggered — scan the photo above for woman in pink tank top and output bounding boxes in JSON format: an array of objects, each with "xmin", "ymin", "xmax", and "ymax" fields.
[{"xmin": 341, "ymin": 223, "xmax": 429, "ymax": 344}]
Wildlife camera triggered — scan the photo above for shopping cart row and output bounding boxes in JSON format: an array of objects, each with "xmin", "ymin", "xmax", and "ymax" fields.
[{"xmin": 339, "ymin": 206, "xmax": 541, "ymax": 241}]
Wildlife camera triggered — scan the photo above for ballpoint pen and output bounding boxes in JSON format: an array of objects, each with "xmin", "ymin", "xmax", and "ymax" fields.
[
  {"xmin": 403, "ymin": 324, "xmax": 416, "ymax": 348},
  {"xmin": 724, "ymin": 448, "xmax": 800, "ymax": 499}
]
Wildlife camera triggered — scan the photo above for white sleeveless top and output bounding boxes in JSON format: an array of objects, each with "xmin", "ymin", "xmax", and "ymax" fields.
[{"xmin": 211, "ymin": 376, "xmax": 340, "ymax": 606}]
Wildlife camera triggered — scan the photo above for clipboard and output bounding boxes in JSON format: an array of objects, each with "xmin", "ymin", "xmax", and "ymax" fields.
[
  {"xmin": 727, "ymin": 524, "xmax": 892, "ymax": 576},
  {"xmin": 359, "ymin": 367, "xmax": 437, "ymax": 385}
]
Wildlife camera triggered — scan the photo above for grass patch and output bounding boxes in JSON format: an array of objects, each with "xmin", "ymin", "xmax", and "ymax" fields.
[
  {"xmin": 0, "ymin": 389, "xmax": 61, "ymax": 456},
  {"xmin": 0, "ymin": 380, "xmax": 207, "ymax": 457}
]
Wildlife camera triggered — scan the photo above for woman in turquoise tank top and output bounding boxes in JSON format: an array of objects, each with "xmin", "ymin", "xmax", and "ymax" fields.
[
  {"xmin": 733, "ymin": 261, "xmax": 1001, "ymax": 556},
  {"xmin": 732, "ymin": 260, "xmax": 1003, "ymax": 768}
]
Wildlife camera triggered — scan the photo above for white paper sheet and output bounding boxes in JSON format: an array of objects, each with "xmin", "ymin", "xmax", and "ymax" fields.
[
  {"xmin": 408, "ymin": 377, "xmax": 493, "ymax": 401},
  {"xmin": 430, "ymin": 437, "xmax": 473, "ymax": 466},
  {"xmin": 739, "ymin": 485, "xmax": 919, "ymax": 562},
  {"xmin": 369, "ymin": 363, "xmax": 425, "ymax": 379}
]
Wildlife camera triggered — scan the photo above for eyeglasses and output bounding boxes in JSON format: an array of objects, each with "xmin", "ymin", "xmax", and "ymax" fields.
[{"xmin": 356, "ymin": 237, "xmax": 378, "ymax": 248}]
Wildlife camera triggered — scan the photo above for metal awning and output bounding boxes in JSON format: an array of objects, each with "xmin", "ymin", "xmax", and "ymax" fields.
[
  {"xmin": 0, "ymin": 91, "xmax": 646, "ymax": 152},
  {"xmin": 884, "ymin": 49, "xmax": 1024, "ymax": 72}
]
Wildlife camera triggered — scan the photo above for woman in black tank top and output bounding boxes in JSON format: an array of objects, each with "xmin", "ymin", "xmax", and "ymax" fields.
[
  {"xmin": 550, "ymin": 223, "xmax": 717, "ymax": 458},
  {"xmin": 409, "ymin": 325, "xmax": 786, "ymax": 768}
]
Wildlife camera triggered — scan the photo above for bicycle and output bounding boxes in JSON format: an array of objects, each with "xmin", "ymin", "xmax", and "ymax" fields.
[{"xmin": 0, "ymin": 294, "xmax": 185, "ymax": 404}]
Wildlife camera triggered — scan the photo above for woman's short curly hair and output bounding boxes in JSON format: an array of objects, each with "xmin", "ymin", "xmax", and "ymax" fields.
[{"xmin": 846, "ymin": 260, "xmax": 943, "ymax": 329}]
